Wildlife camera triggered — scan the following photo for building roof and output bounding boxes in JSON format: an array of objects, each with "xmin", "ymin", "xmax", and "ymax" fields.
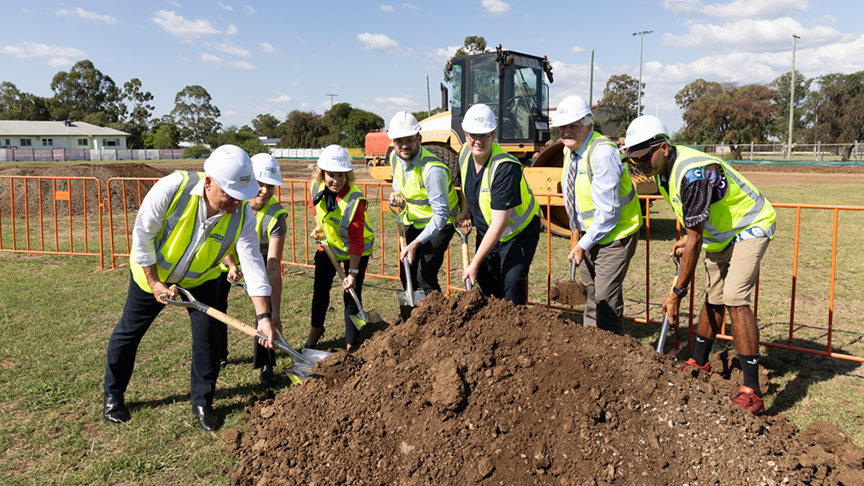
[{"xmin": 0, "ymin": 120, "xmax": 130, "ymax": 137}]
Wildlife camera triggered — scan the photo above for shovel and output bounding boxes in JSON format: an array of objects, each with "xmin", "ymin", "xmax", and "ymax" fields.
[
  {"xmin": 315, "ymin": 237, "xmax": 384, "ymax": 329},
  {"xmin": 162, "ymin": 286, "xmax": 318, "ymax": 382},
  {"xmin": 655, "ymin": 257, "xmax": 683, "ymax": 354},
  {"xmin": 454, "ymin": 223, "xmax": 473, "ymax": 291},
  {"xmin": 389, "ymin": 203, "xmax": 425, "ymax": 308},
  {"xmin": 552, "ymin": 258, "xmax": 588, "ymax": 306}
]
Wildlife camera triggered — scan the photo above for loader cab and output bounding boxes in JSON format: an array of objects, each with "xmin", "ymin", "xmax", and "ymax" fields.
[{"xmin": 447, "ymin": 45, "xmax": 553, "ymax": 159}]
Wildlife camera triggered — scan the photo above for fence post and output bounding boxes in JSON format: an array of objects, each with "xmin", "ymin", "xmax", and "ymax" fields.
[{"xmin": 750, "ymin": 141, "xmax": 754, "ymax": 161}]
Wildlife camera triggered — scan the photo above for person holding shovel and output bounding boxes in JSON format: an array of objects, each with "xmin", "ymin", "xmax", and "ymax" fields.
[
  {"xmin": 622, "ymin": 115, "xmax": 776, "ymax": 415},
  {"xmin": 216, "ymin": 153, "xmax": 287, "ymax": 388},
  {"xmin": 455, "ymin": 104, "xmax": 541, "ymax": 305},
  {"xmin": 102, "ymin": 145, "xmax": 277, "ymax": 432},
  {"xmin": 552, "ymin": 96, "xmax": 642, "ymax": 335},
  {"xmin": 386, "ymin": 111, "xmax": 460, "ymax": 295},
  {"xmin": 306, "ymin": 144, "xmax": 375, "ymax": 353}
]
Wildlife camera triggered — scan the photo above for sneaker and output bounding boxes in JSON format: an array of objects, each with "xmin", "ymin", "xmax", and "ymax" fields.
[
  {"xmin": 731, "ymin": 386, "xmax": 765, "ymax": 415},
  {"xmin": 679, "ymin": 357, "xmax": 711, "ymax": 373}
]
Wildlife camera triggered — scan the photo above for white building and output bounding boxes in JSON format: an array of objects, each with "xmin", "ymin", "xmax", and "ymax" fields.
[{"xmin": 0, "ymin": 120, "xmax": 130, "ymax": 150}]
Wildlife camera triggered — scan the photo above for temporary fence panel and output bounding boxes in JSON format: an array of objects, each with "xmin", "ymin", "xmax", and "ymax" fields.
[
  {"xmin": 0, "ymin": 175, "xmax": 104, "ymax": 267},
  {"xmin": 105, "ymin": 177, "xmax": 160, "ymax": 269}
]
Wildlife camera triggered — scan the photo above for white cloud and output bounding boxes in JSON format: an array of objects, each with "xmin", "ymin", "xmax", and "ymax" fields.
[
  {"xmin": 223, "ymin": 110, "xmax": 239, "ymax": 116},
  {"xmin": 218, "ymin": 2, "xmax": 232, "ymax": 11},
  {"xmin": 245, "ymin": 5, "xmax": 256, "ymax": 14},
  {"xmin": 225, "ymin": 25, "xmax": 238, "ymax": 35},
  {"xmin": 49, "ymin": 57, "xmax": 74, "ymax": 67},
  {"xmin": 402, "ymin": 3, "xmax": 419, "ymax": 9},
  {"xmin": 379, "ymin": 4, "xmax": 395, "ymax": 11},
  {"xmin": 571, "ymin": 46, "xmax": 586, "ymax": 54},
  {"xmin": 481, "ymin": 0, "xmax": 510, "ymax": 15},
  {"xmin": 199, "ymin": 52, "xmax": 256, "ymax": 70},
  {"xmin": 0, "ymin": 42, "xmax": 86, "ymax": 59},
  {"xmin": 662, "ymin": 17, "xmax": 848, "ymax": 53},
  {"xmin": 168, "ymin": 1, "xmax": 182, "ymax": 7},
  {"xmin": 374, "ymin": 96, "xmax": 416, "ymax": 107},
  {"xmin": 822, "ymin": 14, "xmax": 838, "ymax": 25},
  {"xmin": 661, "ymin": 0, "xmax": 808, "ymax": 19},
  {"xmin": 205, "ymin": 40, "xmax": 250, "ymax": 57},
  {"xmin": 259, "ymin": 42, "xmax": 278, "ymax": 54},
  {"xmin": 267, "ymin": 94, "xmax": 292, "ymax": 103},
  {"xmin": 357, "ymin": 32, "xmax": 399, "ymax": 51},
  {"xmin": 152, "ymin": 10, "xmax": 221, "ymax": 39},
  {"xmin": 57, "ymin": 7, "xmax": 119, "ymax": 24},
  {"xmin": 429, "ymin": 45, "xmax": 460, "ymax": 61}
]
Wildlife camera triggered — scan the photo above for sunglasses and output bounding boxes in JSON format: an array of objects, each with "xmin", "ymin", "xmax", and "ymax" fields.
[{"xmin": 628, "ymin": 142, "xmax": 663, "ymax": 161}]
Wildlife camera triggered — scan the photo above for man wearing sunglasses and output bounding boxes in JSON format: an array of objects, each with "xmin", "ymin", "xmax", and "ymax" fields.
[
  {"xmin": 552, "ymin": 96, "xmax": 642, "ymax": 335},
  {"xmin": 623, "ymin": 115, "xmax": 776, "ymax": 415}
]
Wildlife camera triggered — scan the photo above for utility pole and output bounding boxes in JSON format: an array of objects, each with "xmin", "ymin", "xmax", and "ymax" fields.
[
  {"xmin": 427, "ymin": 74, "xmax": 432, "ymax": 118},
  {"xmin": 787, "ymin": 35, "xmax": 800, "ymax": 161},
  {"xmin": 589, "ymin": 49, "xmax": 594, "ymax": 108},
  {"xmin": 326, "ymin": 93, "xmax": 338, "ymax": 108},
  {"xmin": 633, "ymin": 30, "xmax": 652, "ymax": 117}
]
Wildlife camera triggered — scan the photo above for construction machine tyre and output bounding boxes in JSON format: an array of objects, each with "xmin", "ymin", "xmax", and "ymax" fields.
[
  {"xmin": 423, "ymin": 142, "xmax": 461, "ymax": 187},
  {"xmin": 529, "ymin": 140, "xmax": 572, "ymax": 237}
]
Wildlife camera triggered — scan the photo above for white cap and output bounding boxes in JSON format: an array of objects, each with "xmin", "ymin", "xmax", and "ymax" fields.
[
  {"xmin": 203, "ymin": 145, "xmax": 258, "ymax": 200},
  {"xmin": 251, "ymin": 153, "xmax": 283, "ymax": 186},
  {"xmin": 622, "ymin": 115, "xmax": 670, "ymax": 157},
  {"xmin": 387, "ymin": 111, "xmax": 421, "ymax": 140},
  {"xmin": 317, "ymin": 144, "xmax": 354, "ymax": 172},
  {"xmin": 461, "ymin": 104, "xmax": 497, "ymax": 134},
  {"xmin": 551, "ymin": 96, "xmax": 592, "ymax": 127}
]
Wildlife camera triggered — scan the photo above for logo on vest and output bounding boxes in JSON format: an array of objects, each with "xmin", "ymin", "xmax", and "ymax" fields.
[{"xmin": 210, "ymin": 234, "xmax": 224, "ymax": 242}]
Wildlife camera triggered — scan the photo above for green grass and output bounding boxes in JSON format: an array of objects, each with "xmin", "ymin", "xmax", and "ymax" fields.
[{"xmin": 1, "ymin": 182, "xmax": 863, "ymax": 484}]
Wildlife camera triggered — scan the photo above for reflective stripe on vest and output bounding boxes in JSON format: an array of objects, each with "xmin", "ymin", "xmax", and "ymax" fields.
[
  {"xmin": 310, "ymin": 181, "xmax": 375, "ymax": 259},
  {"xmin": 131, "ymin": 171, "xmax": 245, "ymax": 292},
  {"xmin": 389, "ymin": 147, "xmax": 460, "ymax": 227},
  {"xmin": 562, "ymin": 132, "xmax": 642, "ymax": 244},
  {"xmin": 458, "ymin": 142, "xmax": 540, "ymax": 242},
  {"xmin": 656, "ymin": 146, "xmax": 777, "ymax": 252},
  {"xmin": 219, "ymin": 196, "xmax": 287, "ymax": 272}
]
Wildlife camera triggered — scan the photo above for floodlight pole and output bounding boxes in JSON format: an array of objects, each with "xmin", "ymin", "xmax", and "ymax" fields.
[
  {"xmin": 787, "ymin": 35, "xmax": 800, "ymax": 161},
  {"xmin": 633, "ymin": 30, "xmax": 652, "ymax": 117}
]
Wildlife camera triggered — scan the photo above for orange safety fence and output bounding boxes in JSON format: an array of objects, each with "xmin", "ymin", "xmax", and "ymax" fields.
[
  {"xmin": 0, "ymin": 175, "xmax": 104, "ymax": 267},
  {"xmin": 105, "ymin": 177, "xmax": 160, "ymax": 269}
]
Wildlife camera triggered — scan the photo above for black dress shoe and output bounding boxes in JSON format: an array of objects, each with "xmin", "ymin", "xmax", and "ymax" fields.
[
  {"xmin": 192, "ymin": 404, "xmax": 221, "ymax": 431},
  {"xmin": 260, "ymin": 365, "xmax": 276, "ymax": 388},
  {"xmin": 103, "ymin": 392, "xmax": 130, "ymax": 424}
]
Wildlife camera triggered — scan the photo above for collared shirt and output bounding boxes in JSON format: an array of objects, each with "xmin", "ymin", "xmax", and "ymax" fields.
[
  {"xmin": 570, "ymin": 137, "xmax": 625, "ymax": 251},
  {"xmin": 391, "ymin": 150, "xmax": 450, "ymax": 244},
  {"xmin": 131, "ymin": 171, "xmax": 271, "ymax": 297}
]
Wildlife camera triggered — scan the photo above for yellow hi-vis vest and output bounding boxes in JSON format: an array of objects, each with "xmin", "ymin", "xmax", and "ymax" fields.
[
  {"xmin": 131, "ymin": 171, "xmax": 245, "ymax": 293},
  {"xmin": 458, "ymin": 142, "xmax": 540, "ymax": 242},
  {"xmin": 657, "ymin": 146, "xmax": 777, "ymax": 253},
  {"xmin": 219, "ymin": 196, "xmax": 287, "ymax": 271},
  {"xmin": 389, "ymin": 146, "xmax": 460, "ymax": 228},
  {"xmin": 562, "ymin": 132, "xmax": 642, "ymax": 245},
  {"xmin": 310, "ymin": 181, "xmax": 375, "ymax": 260}
]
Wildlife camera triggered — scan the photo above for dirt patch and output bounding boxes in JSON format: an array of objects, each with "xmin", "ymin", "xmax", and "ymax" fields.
[
  {"xmin": 230, "ymin": 291, "xmax": 863, "ymax": 485},
  {"xmin": 550, "ymin": 280, "xmax": 588, "ymax": 306}
]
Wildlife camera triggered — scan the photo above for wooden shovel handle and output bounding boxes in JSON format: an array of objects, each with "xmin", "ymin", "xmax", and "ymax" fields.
[
  {"xmin": 205, "ymin": 307, "xmax": 258, "ymax": 339},
  {"xmin": 461, "ymin": 242, "xmax": 470, "ymax": 272}
]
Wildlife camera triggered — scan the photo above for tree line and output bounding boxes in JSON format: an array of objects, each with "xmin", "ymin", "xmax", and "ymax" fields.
[{"xmin": 0, "ymin": 59, "xmax": 384, "ymax": 155}]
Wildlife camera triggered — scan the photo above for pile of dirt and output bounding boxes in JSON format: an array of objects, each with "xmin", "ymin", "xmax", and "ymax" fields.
[
  {"xmin": 550, "ymin": 280, "xmax": 588, "ymax": 306},
  {"xmin": 228, "ymin": 291, "xmax": 864, "ymax": 485}
]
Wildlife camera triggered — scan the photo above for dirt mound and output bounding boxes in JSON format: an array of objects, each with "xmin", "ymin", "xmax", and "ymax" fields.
[
  {"xmin": 230, "ymin": 291, "xmax": 864, "ymax": 485},
  {"xmin": 0, "ymin": 163, "xmax": 168, "ymax": 216}
]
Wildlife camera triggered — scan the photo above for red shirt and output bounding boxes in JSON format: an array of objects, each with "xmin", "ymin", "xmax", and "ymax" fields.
[{"xmin": 309, "ymin": 182, "xmax": 367, "ymax": 256}]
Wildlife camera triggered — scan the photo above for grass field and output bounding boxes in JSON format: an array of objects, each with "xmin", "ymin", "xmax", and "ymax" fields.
[{"xmin": 1, "ymin": 182, "xmax": 863, "ymax": 484}]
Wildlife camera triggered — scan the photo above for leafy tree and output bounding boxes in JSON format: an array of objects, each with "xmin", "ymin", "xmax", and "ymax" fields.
[
  {"xmin": 321, "ymin": 102, "xmax": 384, "ymax": 147},
  {"xmin": 0, "ymin": 82, "xmax": 51, "ymax": 120},
  {"xmin": 678, "ymin": 81, "xmax": 778, "ymax": 159},
  {"xmin": 673, "ymin": 78, "xmax": 720, "ymax": 112},
  {"xmin": 411, "ymin": 107, "xmax": 443, "ymax": 122},
  {"xmin": 444, "ymin": 36, "xmax": 488, "ymax": 82},
  {"xmin": 171, "ymin": 85, "xmax": 221, "ymax": 144},
  {"xmin": 108, "ymin": 122, "xmax": 147, "ymax": 149},
  {"xmin": 801, "ymin": 71, "xmax": 864, "ymax": 160},
  {"xmin": 251, "ymin": 113, "xmax": 281, "ymax": 138},
  {"xmin": 144, "ymin": 123, "xmax": 181, "ymax": 149},
  {"xmin": 597, "ymin": 74, "xmax": 642, "ymax": 138},
  {"xmin": 49, "ymin": 60, "xmax": 121, "ymax": 124},
  {"xmin": 277, "ymin": 110, "xmax": 329, "ymax": 148},
  {"xmin": 121, "ymin": 78, "xmax": 154, "ymax": 126},
  {"xmin": 183, "ymin": 144, "xmax": 212, "ymax": 158},
  {"xmin": 207, "ymin": 125, "xmax": 270, "ymax": 155},
  {"xmin": 767, "ymin": 70, "xmax": 812, "ymax": 143}
]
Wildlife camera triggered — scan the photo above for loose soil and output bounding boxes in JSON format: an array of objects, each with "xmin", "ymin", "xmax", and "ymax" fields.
[
  {"xmin": 550, "ymin": 280, "xmax": 588, "ymax": 306},
  {"xmin": 228, "ymin": 291, "xmax": 864, "ymax": 485}
]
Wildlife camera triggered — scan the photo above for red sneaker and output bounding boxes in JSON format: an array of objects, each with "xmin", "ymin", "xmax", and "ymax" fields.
[
  {"xmin": 731, "ymin": 386, "xmax": 765, "ymax": 415},
  {"xmin": 679, "ymin": 357, "xmax": 711, "ymax": 373}
]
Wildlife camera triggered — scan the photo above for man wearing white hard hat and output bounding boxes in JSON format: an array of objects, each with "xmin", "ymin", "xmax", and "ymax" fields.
[
  {"xmin": 552, "ymin": 96, "xmax": 642, "ymax": 335},
  {"xmin": 623, "ymin": 115, "xmax": 776, "ymax": 415},
  {"xmin": 455, "ymin": 104, "xmax": 541, "ymax": 304},
  {"xmin": 102, "ymin": 145, "xmax": 276, "ymax": 431},
  {"xmin": 216, "ymin": 152, "xmax": 287, "ymax": 387},
  {"xmin": 386, "ymin": 111, "xmax": 460, "ymax": 295},
  {"xmin": 306, "ymin": 144, "xmax": 374, "ymax": 353}
]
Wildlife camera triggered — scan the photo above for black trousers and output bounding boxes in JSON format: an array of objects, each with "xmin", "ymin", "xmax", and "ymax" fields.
[
  {"xmin": 214, "ymin": 272, "xmax": 275, "ymax": 370},
  {"xmin": 402, "ymin": 224, "xmax": 456, "ymax": 294},
  {"xmin": 475, "ymin": 225, "xmax": 539, "ymax": 305},
  {"xmin": 310, "ymin": 251, "xmax": 370, "ymax": 346},
  {"xmin": 104, "ymin": 274, "xmax": 222, "ymax": 406}
]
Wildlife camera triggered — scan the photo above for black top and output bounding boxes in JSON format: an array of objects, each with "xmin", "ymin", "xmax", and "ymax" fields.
[
  {"xmin": 659, "ymin": 148, "xmax": 729, "ymax": 229},
  {"xmin": 463, "ymin": 155, "xmax": 540, "ymax": 237}
]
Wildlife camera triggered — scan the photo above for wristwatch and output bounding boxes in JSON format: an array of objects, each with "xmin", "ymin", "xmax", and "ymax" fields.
[
  {"xmin": 672, "ymin": 286, "xmax": 688, "ymax": 298},
  {"xmin": 347, "ymin": 268, "xmax": 359, "ymax": 275}
]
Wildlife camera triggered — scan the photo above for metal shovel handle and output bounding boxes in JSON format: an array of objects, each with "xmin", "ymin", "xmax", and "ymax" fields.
[
  {"xmin": 655, "ymin": 256, "xmax": 683, "ymax": 354},
  {"xmin": 390, "ymin": 203, "xmax": 416, "ymax": 306},
  {"xmin": 569, "ymin": 259, "xmax": 577, "ymax": 282},
  {"xmin": 454, "ymin": 223, "xmax": 473, "ymax": 291},
  {"xmin": 317, "ymin": 239, "xmax": 368, "ymax": 321}
]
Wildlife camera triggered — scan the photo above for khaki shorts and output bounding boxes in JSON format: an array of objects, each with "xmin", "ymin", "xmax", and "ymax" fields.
[{"xmin": 704, "ymin": 237, "xmax": 771, "ymax": 307}]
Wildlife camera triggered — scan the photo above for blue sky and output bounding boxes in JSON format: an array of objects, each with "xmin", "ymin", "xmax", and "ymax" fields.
[{"xmin": 2, "ymin": 0, "xmax": 864, "ymax": 135}]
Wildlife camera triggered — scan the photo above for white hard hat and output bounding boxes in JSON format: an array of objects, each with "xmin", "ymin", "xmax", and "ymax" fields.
[
  {"xmin": 317, "ymin": 144, "xmax": 354, "ymax": 172},
  {"xmin": 251, "ymin": 153, "xmax": 283, "ymax": 186},
  {"xmin": 387, "ymin": 111, "xmax": 421, "ymax": 140},
  {"xmin": 461, "ymin": 104, "xmax": 497, "ymax": 134},
  {"xmin": 203, "ymin": 145, "xmax": 258, "ymax": 200},
  {"xmin": 551, "ymin": 96, "xmax": 592, "ymax": 128},
  {"xmin": 622, "ymin": 116, "xmax": 670, "ymax": 158}
]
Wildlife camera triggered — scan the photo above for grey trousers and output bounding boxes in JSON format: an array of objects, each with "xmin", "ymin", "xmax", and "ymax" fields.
[{"xmin": 580, "ymin": 233, "xmax": 638, "ymax": 335}]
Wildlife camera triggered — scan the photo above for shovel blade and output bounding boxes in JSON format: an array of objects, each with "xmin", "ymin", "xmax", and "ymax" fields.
[
  {"xmin": 301, "ymin": 347, "xmax": 332, "ymax": 363},
  {"xmin": 396, "ymin": 290, "xmax": 411, "ymax": 307},
  {"xmin": 349, "ymin": 313, "xmax": 367, "ymax": 330},
  {"xmin": 413, "ymin": 289, "xmax": 426, "ymax": 303}
]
